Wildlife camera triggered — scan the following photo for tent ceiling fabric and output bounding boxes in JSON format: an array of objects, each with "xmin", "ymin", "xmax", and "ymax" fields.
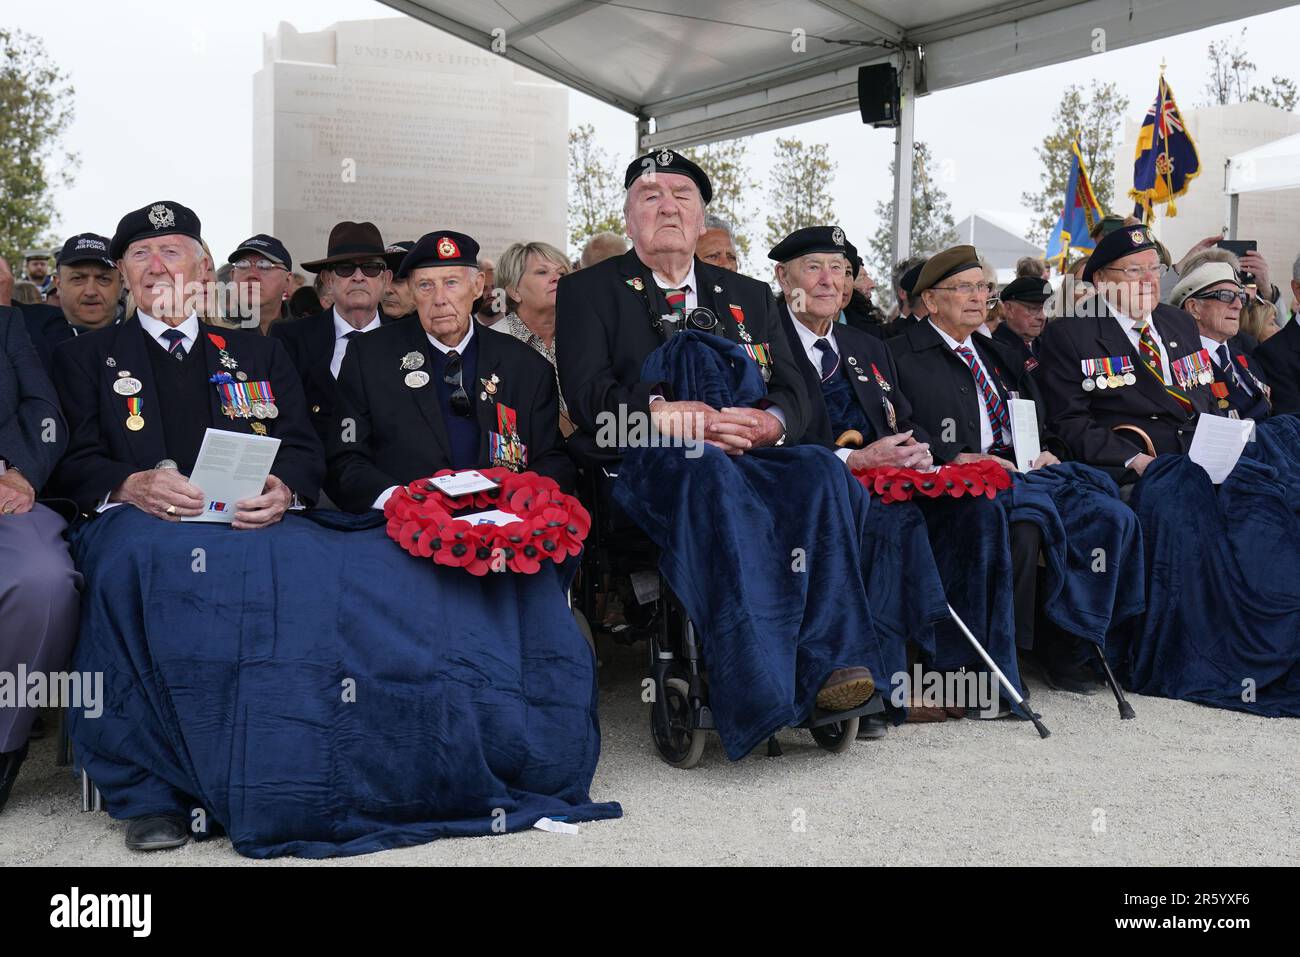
[
  {"xmin": 379, "ymin": 0, "xmax": 1293, "ymax": 149},
  {"xmin": 1226, "ymin": 131, "xmax": 1300, "ymax": 195}
]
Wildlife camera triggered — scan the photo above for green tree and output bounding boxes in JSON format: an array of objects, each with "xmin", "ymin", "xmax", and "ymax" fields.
[
  {"xmin": 0, "ymin": 28, "xmax": 78, "ymax": 268},
  {"xmin": 1020, "ymin": 81, "xmax": 1128, "ymax": 246},
  {"xmin": 681, "ymin": 138, "xmax": 758, "ymax": 261},
  {"xmin": 867, "ymin": 140, "xmax": 957, "ymax": 303},
  {"xmin": 763, "ymin": 137, "xmax": 837, "ymax": 248},
  {"xmin": 1202, "ymin": 27, "xmax": 1297, "ymax": 110},
  {"xmin": 567, "ymin": 123, "xmax": 624, "ymax": 257}
]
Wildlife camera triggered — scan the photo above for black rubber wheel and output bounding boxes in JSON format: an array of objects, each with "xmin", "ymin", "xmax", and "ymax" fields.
[
  {"xmin": 650, "ymin": 677, "xmax": 706, "ymax": 769},
  {"xmin": 810, "ymin": 716, "xmax": 860, "ymax": 753}
]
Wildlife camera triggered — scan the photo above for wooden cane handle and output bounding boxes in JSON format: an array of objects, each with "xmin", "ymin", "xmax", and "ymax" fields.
[
  {"xmin": 835, "ymin": 429, "xmax": 864, "ymax": 449},
  {"xmin": 1112, "ymin": 424, "xmax": 1156, "ymax": 458}
]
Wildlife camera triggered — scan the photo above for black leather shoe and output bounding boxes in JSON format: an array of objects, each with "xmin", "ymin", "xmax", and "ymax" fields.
[
  {"xmin": 0, "ymin": 743, "xmax": 29, "ymax": 813},
  {"xmin": 856, "ymin": 715, "xmax": 889, "ymax": 740},
  {"xmin": 125, "ymin": 814, "xmax": 190, "ymax": 851},
  {"xmin": 1045, "ymin": 664, "xmax": 1101, "ymax": 695}
]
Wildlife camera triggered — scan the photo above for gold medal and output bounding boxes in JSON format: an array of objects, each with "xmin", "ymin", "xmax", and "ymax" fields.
[
  {"xmin": 1108, "ymin": 374, "xmax": 1121, "ymax": 388},
  {"xmin": 251, "ymin": 421, "xmax": 268, "ymax": 435},
  {"xmin": 126, "ymin": 414, "xmax": 145, "ymax": 431}
]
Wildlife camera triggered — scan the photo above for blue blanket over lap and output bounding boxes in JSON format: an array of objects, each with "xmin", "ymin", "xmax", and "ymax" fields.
[
  {"xmin": 67, "ymin": 507, "xmax": 621, "ymax": 858},
  {"xmin": 613, "ymin": 331, "xmax": 949, "ymax": 758},
  {"xmin": 1119, "ymin": 416, "xmax": 1300, "ymax": 715}
]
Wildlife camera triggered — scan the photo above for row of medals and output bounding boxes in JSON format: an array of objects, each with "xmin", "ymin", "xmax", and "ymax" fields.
[
  {"xmin": 111, "ymin": 368, "xmax": 278, "ymax": 428},
  {"xmin": 1082, "ymin": 371, "xmax": 1137, "ymax": 392}
]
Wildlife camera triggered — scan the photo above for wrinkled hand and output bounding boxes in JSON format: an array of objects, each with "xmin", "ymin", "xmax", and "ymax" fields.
[
  {"xmin": 845, "ymin": 431, "xmax": 931, "ymax": 471},
  {"xmin": 233, "ymin": 474, "xmax": 293, "ymax": 530},
  {"xmin": 0, "ymin": 470, "xmax": 36, "ymax": 516},
  {"xmin": 1129, "ymin": 452, "xmax": 1155, "ymax": 477},
  {"xmin": 720, "ymin": 407, "xmax": 785, "ymax": 450},
  {"xmin": 1030, "ymin": 451, "xmax": 1060, "ymax": 470},
  {"xmin": 953, "ymin": 451, "xmax": 1018, "ymax": 473},
  {"xmin": 1239, "ymin": 251, "xmax": 1273, "ymax": 301},
  {"xmin": 112, "ymin": 469, "xmax": 204, "ymax": 520}
]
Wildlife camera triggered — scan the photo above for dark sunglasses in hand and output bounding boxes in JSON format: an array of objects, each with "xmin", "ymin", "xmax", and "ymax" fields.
[
  {"xmin": 443, "ymin": 350, "xmax": 472, "ymax": 417},
  {"xmin": 331, "ymin": 261, "xmax": 387, "ymax": 278}
]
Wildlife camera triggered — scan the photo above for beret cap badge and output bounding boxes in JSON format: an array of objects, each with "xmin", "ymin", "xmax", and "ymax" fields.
[
  {"xmin": 148, "ymin": 204, "xmax": 176, "ymax": 230},
  {"xmin": 1130, "ymin": 229, "xmax": 1146, "ymax": 245},
  {"xmin": 656, "ymin": 149, "xmax": 674, "ymax": 166},
  {"xmin": 831, "ymin": 227, "xmax": 845, "ymax": 246},
  {"xmin": 437, "ymin": 237, "xmax": 459, "ymax": 259}
]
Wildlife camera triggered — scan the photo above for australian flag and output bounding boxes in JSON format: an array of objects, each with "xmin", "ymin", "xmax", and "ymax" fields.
[
  {"xmin": 1130, "ymin": 73, "xmax": 1200, "ymax": 222},
  {"xmin": 1045, "ymin": 137, "xmax": 1102, "ymax": 270}
]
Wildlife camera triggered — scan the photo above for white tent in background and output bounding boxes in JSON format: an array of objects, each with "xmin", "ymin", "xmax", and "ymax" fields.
[
  {"xmin": 1224, "ymin": 131, "xmax": 1300, "ymax": 236},
  {"xmin": 953, "ymin": 210, "xmax": 1043, "ymax": 283}
]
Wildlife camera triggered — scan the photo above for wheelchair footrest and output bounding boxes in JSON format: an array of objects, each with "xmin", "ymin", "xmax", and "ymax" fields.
[{"xmin": 800, "ymin": 691, "xmax": 886, "ymax": 729}]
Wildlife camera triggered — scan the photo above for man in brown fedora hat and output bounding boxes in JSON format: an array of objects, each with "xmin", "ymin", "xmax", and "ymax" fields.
[{"xmin": 272, "ymin": 221, "xmax": 397, "ymax": 446}]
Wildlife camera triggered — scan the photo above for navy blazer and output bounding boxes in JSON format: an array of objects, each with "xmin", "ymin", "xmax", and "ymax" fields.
[{"xmin": 0, "ymin": 306, "xmax": 67, "ymax": 491}]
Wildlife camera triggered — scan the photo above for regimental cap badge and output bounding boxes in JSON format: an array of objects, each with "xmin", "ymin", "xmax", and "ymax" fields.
[
  {"xmin": 656, "ymin": 149, "xmax": 674, "ymax": 166},
  {"xmin": 148, "ymin": 204, "xmax": 176, "ymax": 230},
  {"xmin": 437, "ymin": 236, "xmax": 459, "ymax": 259},
  {"xmin": 1130, "ymin": 229, "xmax": 1147, "ymax": 246},
  {"xmin": 400, "ymin": 351, "xmax": 425, "ymax": 371},
  {"xmin": 831, "ymin": 226, "xmax": 845, "ymax": 246}
]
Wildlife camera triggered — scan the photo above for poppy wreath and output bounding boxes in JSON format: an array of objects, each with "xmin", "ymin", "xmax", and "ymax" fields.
[
  {"xmin": 852, "ymin": 460, "xmax": 1013, "ymax": 503},
  {"xmin": 384, "ymin": 467, "xmax": 591, "ymax": 575}
]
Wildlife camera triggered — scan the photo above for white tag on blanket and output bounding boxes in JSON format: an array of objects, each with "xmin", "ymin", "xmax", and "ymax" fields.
[
  {"xmin": 533, "ymin": 817, "xmax": 580, "ymax": 835},
  {"xmin": 630, "ymin": 570, "xmax": 660, "ymax": 605}
]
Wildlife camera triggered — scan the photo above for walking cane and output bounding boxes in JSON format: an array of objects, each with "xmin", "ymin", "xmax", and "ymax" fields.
[
  {"xmin": 1093, "ymin": 645, "xmax": 1136, "ymax": 719},
  {"xmin": 946, "ymin": 603, "xmax": 1050, "ymax": 739}
]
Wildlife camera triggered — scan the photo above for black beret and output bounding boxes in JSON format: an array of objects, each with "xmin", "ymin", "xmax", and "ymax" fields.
[
  {"xmin": 57, "ymin": 233, "xmax": 115, "ymax": 269},
  {"xmin": 911, "ymin": 245, "xmax": 982, "ymax": 297},
  {"xmin": 397, "ymin": 230, "xmax": 480, "ymax": 278},
  {"xmin": 1083, "ymin": 224, "xmax": 1158, "ymax": 282},
  {"xmin": 844, "ymin": 239, "xmax": 862, "ymax": 279},
  {"xmin": 383, "ymin": 240, "xmax": 416, "ymax": 272},
  {"xmin": 109, "ymin": 201, "xmax": 201, "ymax": 260},
  {"xmin": 624, "ymin": 148, "xmax": 713, "ymax": 204},
  {"xmin": 228, "ymin": 234, "xmax": 292, "ymax": 270},
  {"xmin": 768, "ymin": 225, "xmax": 852, "ymax": 263},
  {"xmin": 899, "ymin": 260, "xmax": 926, "ymax": 294},
  {"xmin": 999, "ymin": 275, "xmax": 1052, "ymax": 304}
]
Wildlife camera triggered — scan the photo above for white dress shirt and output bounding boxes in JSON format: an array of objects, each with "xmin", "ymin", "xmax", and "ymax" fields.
[
  {"xmin": 929, "ymin": 319, "xmax": 1003, "ymax": 453},
  {"xmin": 137, "ymin": 310, "xmax": 199, "ymax": 354},
  {"xmin": 788, "ymin": 308, "xmax": 851, "ymax": 462},
  {"xmin": 330, "ymin": 309, "xmax": 382, "ymax": 379}
]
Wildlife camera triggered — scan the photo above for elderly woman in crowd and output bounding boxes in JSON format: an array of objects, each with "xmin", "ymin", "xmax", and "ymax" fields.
[{"xmin": 496, "ymin": 240, "xmax": 572, "ymax": 434}]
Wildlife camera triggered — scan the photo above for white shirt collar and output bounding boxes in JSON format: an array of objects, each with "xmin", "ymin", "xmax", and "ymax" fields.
[
  {"xmin": 788, "ymin": 305, "xmax": 837, "ymax": 355},
  {"xmin": 928, "ymin": 318, "xmax": 974, "ymax": 352},
  {"xmin": 1201, "ymin": 334, "xmax": 1230, "ymax": 358},
  {"xmin": 426, "ymin": 320, "xmax": 475, "ymax": 355},
  {"xmin": 137, "ymin": 310, "xmax": 199, "ymax": 346},
  {"xmin": 333, "ymin": 308, "xmax": 381, "ymax": 340},
  {"xmin": 652, "ymin": 262, "xmax": 697, "ymax": 294}
]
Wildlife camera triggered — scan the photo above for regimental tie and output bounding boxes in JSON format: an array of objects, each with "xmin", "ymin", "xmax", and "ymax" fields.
[
  {"xmin": 160, "ymin": 328, "xmax": 187, "ymax": 361},
  {"xmin": 1136, "ymin": 320, "xmax": 1193, "ymax": 412},
  {"xmin": 954, "ymin": 344, "xmax": 1011, "ymax": 442},
  {"xmin": 1217, "ymin": 343, "xmax": 1252, "ymax": 396},
  {"xmin": 813, "ymin": 338, "xmax": 840, "ymax": 381},
  {"xmin": 663, "ymin": 287, "xmax": 689, "ymax": 320}
]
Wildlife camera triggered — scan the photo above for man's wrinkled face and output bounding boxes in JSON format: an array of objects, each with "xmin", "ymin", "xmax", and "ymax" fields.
[
  {"xmin": 325, "ymin": 259, "xmax": 389, "ymax": 316},
  {"xmin": 921, "ymin": 267, "xmax": 989, "ymax": 336},
  {"xmin": 1098, "ymin": 249, "xmax": 1161, "ymax": 320},
  {"xmin": 58, "ymin": 263, "xmax": 122, "ymax": 330},
  {"xmin": 625, "ymin": 172, "xmax": 706, "ymax": 260},
  {"xmin": 411, "ymin": 265, "xmax": 484, "ymax": 342},
  {"xmin": 1187, "ymin": 281, "xmax": 1245, "ymax": 341},
  {"xmin": 778, "ymin": 253, "xmax": 849, "ymax": 323},
  {"xmin": 120, "ymin": 236, "xmax": 206, "ymax": 319},
  {"xmin": 1001, "ymin": 298, "xmax": 1047, "ymax": 341},
  {"xmin": 697, "ymin": 228, "xmax": 738, "ymax": 271}
]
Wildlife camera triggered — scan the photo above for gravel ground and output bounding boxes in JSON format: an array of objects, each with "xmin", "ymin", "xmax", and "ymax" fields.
[{"xmin": 4, "ymin": 640, "xmax": 1297, "ymax": 867}]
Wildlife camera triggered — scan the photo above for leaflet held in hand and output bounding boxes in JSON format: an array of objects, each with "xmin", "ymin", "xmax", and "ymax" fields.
[{"xmin": 183, "ymin": 428, "xmax": 281, "ymax": 523}]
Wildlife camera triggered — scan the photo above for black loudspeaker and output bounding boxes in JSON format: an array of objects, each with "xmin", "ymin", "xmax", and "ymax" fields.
[{"xmin": 858, "ymin": 63, "xmax": 899, "ymax": 128}]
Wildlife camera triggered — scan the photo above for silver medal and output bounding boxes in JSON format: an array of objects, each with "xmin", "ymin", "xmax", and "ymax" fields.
[
  {"xmin": 113, "ymin": 377, "xmax": 142, "ymax": 396},
  {"xmin": 1082, "ymin": 378, "xmax": 1095, "ymax": 392},
  {"xmin": 1124, "ymin": 372, "xmax": 1136, "ymax": 386},
  {"xmin": 405, "ymin": 370, "xmax": 430, "ymax": 388},
  {"xmin": 265, "ymin": 403, "xmax": 279, "ymax": 419}
]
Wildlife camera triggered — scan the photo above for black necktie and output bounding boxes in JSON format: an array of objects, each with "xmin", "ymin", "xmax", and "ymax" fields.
[
  {"xmin": 160, "ymin": 328, "xmax": 187, "ymax": 361},
  {"xmin": 813, "ymin": 338, "xmax": 838, "ymax": 381}
]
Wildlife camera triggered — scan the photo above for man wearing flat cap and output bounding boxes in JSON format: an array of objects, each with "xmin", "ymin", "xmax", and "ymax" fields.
[
  {"xmin": 326, "ymin": 229, "xmax": 573, "ymax": 512},
  {"xmin": 271, "ymin": 222, "xmax": 397, "ymax": 447},
  {"xmin": 53, "ymin": 233, "xmax": 123, "ymax": 336},
  {"xmin": 993, "ymin": 275, "xmax": 1052, "ymax": 375},
  {"xmin": 228, "ymin": 233, "xmax": 293, "ymax": 335},
  {"xmin": 1037, "ymin": 224, "xmax": 1218, "ymax": 479},
  {"xmin": 50, "ymin": 200, "xmax": 323, "ymax": 522},
  {"xmin": 1171, "ymin": 262, "xmax": 1271, "ymax": 421},
  {"xmin": 557, "ymin": 148, "xmax": 809, "ymax": 464}
]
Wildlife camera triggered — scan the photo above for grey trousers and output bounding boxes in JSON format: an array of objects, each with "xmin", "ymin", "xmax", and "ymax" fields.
[{"xmin": 0, "ymin": 503, "xmax": 82, "ymax": 752}]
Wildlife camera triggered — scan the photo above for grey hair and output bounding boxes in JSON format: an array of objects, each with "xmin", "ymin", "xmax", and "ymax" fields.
[
  {"xmin": 703, "ymin": 214, "xmax": 734, "ymax": 236},
  {"xmin": 1181, "ymin": 247, "xmax": 1239, "ymax": 275}
]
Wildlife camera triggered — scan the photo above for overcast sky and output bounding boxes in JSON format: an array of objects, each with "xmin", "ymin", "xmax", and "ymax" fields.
[{"xmin": 10, "ymin": 1, "xmax": 1300, "ymax": 274}]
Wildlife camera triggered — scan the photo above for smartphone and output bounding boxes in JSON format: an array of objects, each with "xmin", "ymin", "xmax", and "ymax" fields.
[{"xmin": 1217, "ymin": 240, "xmax": 1257, "ymax": 258}]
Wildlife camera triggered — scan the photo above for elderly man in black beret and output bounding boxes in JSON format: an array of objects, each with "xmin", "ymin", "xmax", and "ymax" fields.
[
  {"xmin": 326, "ymin": 229, "xmax": 573, "ymax": 512},
  {"xmin": 994, "ymin": 275, "xmax": 1052, "ymax": 375},
  {"xmin": 1037, "ymin": 225, "xmax": 1219, "ymax": 480},
  {"xmin": 271, "ymin": 222, "xmax": 397, "ymax": 447}
]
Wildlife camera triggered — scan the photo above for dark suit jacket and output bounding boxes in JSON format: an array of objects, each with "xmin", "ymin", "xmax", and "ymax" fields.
[
  {"xmin": 1, "ymin": 306, "xmax": 67, "ymax": 491},
  {"xmin": 992, "ymin": 323, "xmax": 1040, "ymax": 377},
  {"xmin": 780, "ymin": 309, "xmax": 917, "ymax": 448},
  {"xmin": 15, "ymin": 301, "xmax": 73, "ymax": 376},
  {"xmin": 555, "ymin": 249, "xmax": 809, "ymax": 464},
  {"xmin": 270, "ymin": 309, "xmax": 399, "ymax": 447},
  {"xmin": 887, "ymin": 320, "xmax": 1065, "ymax": 464},
  {"xmin": 1211, "ymin": 339, "xmax": 1272, "ymax": 420},
  {"xmin": 50, "ymin": 315, "xmax": 324, "ymax": 513},
  {"xmin": 1036, "ymin": 300, "xmax": 1217, "ymax": 467},
  {"xmin": 326, "ymin": 317, "xmax": 573, "ymax": 512},
  {"xmin": 1253, "ymin": 318, "xmax": 1300, "ymax": 414}
]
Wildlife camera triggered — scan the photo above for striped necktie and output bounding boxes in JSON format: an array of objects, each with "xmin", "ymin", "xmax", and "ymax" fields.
[
  {"xmin": 955, "ymin": 344, "xmax": 1011, "ymax": 442},
  {"xmin": 160, "ymin": 328, "xmax": 187, "ymax": 360},
  {"xmin": 1136, "ymin": 320, "xmax": 1193, "ymax": 412},
  {"xmin": 664, "ymin": 287, "xmax": 688, "ymax": 320}
]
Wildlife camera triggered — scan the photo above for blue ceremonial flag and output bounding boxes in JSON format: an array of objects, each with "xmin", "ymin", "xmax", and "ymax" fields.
[
  {"xmin": 1130, "ymin": 72, "xmax": 1200, "ymax": 223},
  {"xmin": 1045, "ymin": 137, "xmax": 1103, "ymax": 270}
]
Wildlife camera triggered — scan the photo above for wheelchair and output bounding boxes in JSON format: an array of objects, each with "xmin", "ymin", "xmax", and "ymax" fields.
[{"xmin": 572, "ymin": 459, "xmax": 885, "ymax": 769}]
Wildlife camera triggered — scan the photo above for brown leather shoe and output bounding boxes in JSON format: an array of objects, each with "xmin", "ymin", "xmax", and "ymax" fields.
[
  {"xmin": 904, "ymin": 705, "xmax": 948, "ymax": 723},
  {"xmin": 816, "ymin": 667, "xmax": 875, "ymax": 711},
  {"xmin": 943, "ymin": 706, "xmax": 966, "ymax": 719}
]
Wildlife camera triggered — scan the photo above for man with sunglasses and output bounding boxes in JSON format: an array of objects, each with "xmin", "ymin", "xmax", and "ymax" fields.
[
  {"xmin": 325, "ymin": 229, "xmax": 573, "ymax": 513},
  {"xmin": 1172, "ymin": 261, "xmax": 1272, "ymax": 421},
  {"xmin": 273, "ymin": 222, "xmax": 397, "ymax": 447},
  {"xmin": 227, "ymin": 234, "xmax": 293, "ymax": 335},
  {"xmin": 1037, "ymin": 225, "xmax": 1219, "ymax": 482}
]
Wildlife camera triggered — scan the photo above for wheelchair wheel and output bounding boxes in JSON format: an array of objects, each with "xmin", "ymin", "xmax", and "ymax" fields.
[
  {"xmin": 650, "ymin": 677, "xmax": 706, "ymax": 769},
  {"xmin": 810, "ymin": 716, "xmax": 860, "ymax": 753},
  {"xmin": 573, "ymin": 607, "xmax": 595, "ymax": 655}
]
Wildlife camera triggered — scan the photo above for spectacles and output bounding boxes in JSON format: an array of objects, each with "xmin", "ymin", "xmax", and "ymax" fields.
[
  {"xmin": 443, "ymin": 350, "xmax": 472, "ymax": 418},
  {"xmin": 932, "ymin": 282, "xmax": 993, "ymax": 296},
  {"xmin": 231, "ymin": 258, "xmax": 286, "ymax": 272},
  {"xmin": 331, "ymin": 262, "xmax": 386, "ymax": 278},
  {"xmin": 1103, "ymin": 263, "xmax": 1169, "ymax": 280},
  {"xmin": 1191, "ymin": 289, "xmax": 1249, "ymax": 306}
]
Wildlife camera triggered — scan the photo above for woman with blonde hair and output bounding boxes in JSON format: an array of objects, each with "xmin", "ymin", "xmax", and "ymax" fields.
[{"xmin": 496, "ymin": 240, "xmax": 572, "ymax": 431}]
